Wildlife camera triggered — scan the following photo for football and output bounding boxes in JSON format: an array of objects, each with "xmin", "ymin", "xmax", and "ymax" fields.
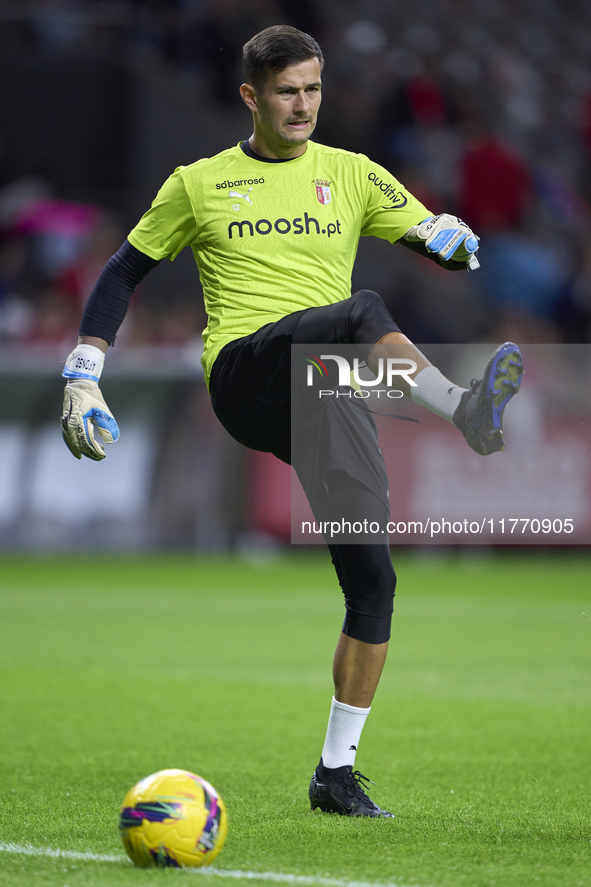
[{"xmin": 119, "ymin": 768, "xmax": 227, "ymax": 868}]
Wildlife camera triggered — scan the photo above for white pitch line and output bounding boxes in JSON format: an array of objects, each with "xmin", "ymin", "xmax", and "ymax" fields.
[
  {"xmin": 0, "ymin": 842, "xmax": 123, "ymax": 863},
  {"xmin": 0, "ymin": 842, "xmax": 418, "ymax": 887},
  {"xmin": 192, "ymin": 870, "xmax": 414, "ymax": 887}
]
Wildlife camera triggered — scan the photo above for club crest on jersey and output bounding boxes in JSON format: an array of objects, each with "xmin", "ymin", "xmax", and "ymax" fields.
[{"xmin": 314, "ymin": 179, "xmax": 332, "ymax": 205}]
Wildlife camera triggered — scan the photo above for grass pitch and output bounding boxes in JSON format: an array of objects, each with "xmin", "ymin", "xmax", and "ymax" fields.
[{"xmin": 0, "ymin": 550, "xmax": 589, "ymax": 887}]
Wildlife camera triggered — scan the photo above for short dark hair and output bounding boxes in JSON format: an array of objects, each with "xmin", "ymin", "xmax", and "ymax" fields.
[{"xmin": 243, "ymin": 25, "xmax": 324, "ymax": 91}]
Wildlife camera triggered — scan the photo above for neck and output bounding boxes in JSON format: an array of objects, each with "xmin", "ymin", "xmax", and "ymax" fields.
[{"xmin": 248, "ymin": 134, "xmax": 308, "ymax": 161}]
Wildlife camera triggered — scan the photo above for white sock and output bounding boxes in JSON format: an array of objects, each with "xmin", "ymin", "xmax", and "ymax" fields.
[
  {"xmin": 409, "ymin": 365, "xmax": 466, "ymax": 423},
  {"xmin": 321, "ymin": 696, "xmax": 371, "ymax": 769}
]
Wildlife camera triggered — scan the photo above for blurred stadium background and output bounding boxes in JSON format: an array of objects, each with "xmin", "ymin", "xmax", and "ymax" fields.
[{"xmin": 1, "ymin": 0, "xmax": 591, "ymax": 550}]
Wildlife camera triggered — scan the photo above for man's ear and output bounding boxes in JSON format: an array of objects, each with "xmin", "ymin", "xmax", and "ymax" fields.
[{"xmin": 240, "ymin": 83, "xmax": 258, "ymax": 112}]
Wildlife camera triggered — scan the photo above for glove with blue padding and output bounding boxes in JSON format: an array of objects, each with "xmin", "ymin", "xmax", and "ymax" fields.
[
  {"xmin": 61, "ymin": 344, "xmax": 120, "ymax": 461},
  {"xmin": 404, "ymin": 213, "xmax": 480, "ymax": 270}
]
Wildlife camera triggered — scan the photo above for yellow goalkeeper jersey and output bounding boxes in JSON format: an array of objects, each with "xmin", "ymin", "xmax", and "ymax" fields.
[{"xmin": 127, "ymin": 140, "xmax": 430, "ymax": 386}]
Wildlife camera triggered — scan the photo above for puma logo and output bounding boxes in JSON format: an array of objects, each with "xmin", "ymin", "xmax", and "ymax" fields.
[{"xmin": 228, "ymin": 187, "xmax": 253, "ymax": 205}]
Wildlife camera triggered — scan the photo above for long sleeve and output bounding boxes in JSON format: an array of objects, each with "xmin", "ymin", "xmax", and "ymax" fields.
[{"xmin": 79, "ymin": 239, "xmax": 161, "ymax": 343}]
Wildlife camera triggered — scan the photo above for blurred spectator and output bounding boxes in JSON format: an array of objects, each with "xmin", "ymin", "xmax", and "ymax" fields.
[
  {"xmin": 476, "ymin": 233, "xmax": 568, "ymax": 321},
  {"xmin": 197, "ymin": 0, "xmax": 285, "ymax": 102},
  {"xmin": 0, "ymin": 235, "xmax": 33, "ymax": 341},
  {"xmin": 379, "ymin": 58, "xmax": 456, "ymax": 169},
  {"xmin": 454, "ymin": 121, "xmax": 571, "ymax": 328},
  {"xmin": 375, "ymin": 55, "xmax": 464, "ymax": 205},
  {"xmin": 57, "ymin": 216, "xmax": 125, "ymax": 309},
  {"xmin": 458, "ymin": 123, "xmax": 531, "ymax": 232},
  {"xmin": 13, "ymin": 195, "xmax": 102, "ymax": 280},
  {"xmin": 24, "ymin": 285, "xmax": 78, "ymax": 347}
]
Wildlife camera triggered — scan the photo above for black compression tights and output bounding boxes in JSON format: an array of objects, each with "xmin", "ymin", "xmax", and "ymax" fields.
[{"xmin": 324, "ymin": 471, "xmax": 396, "ymax": 645}]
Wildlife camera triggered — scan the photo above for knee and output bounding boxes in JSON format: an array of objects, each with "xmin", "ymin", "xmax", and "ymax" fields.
[
  {"xmin": 350, "ymin": 289, "xmax": 386, "ymax": 310},
  {"xmin": 352, "ymin": 553, "xmax": 397, "ymax": 620},
  {"xmin": 349, "ymin": 290, "xmax": 387, "ymax": 328},
  {"xmin": 346, "ymin": 290, "xmax": 399, "ymax": 345},
  {"xmin": 334, "ymin": 546, "xmax": 397, "ymax": 644}
]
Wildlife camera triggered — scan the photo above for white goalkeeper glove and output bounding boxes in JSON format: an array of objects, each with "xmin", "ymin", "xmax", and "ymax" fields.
[
  {"xmin": 61, "ymin": 345, "xmax": 120, "ymax": 461},
  {"xmin": 404, "ymin": 213, "xmax": 480, "ymax": 270}
]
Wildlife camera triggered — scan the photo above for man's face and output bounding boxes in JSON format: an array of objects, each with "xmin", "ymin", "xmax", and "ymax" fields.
[{"xmin": 245, "ymin": 58, "xmax": 322, "ymax": 157}]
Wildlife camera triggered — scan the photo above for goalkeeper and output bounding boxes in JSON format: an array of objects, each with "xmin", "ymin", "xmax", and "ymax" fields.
[{"xmin": 61, "ymin": 25, "xmax": 523, "ymax": 818}]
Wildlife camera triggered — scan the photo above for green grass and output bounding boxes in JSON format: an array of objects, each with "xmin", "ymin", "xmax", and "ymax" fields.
[{"xmin": 0, "ymin": 551, "xmax": 589, "ymax": 887}]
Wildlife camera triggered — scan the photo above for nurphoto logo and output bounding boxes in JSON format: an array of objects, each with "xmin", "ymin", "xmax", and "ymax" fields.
[{"xmin": 304, "ymin": 353, "xmax": 417, "ymax": 398}]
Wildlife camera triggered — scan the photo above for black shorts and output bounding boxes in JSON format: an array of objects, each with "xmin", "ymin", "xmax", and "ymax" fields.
[{"xmin": 209, "ymin": 292, "xmax": 400, "ymax": 520}]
